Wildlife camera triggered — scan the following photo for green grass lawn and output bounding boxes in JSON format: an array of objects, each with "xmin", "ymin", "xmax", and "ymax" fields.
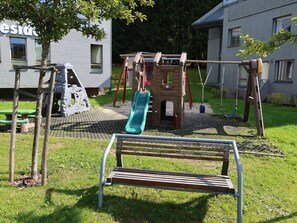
[{"xmin": 0, "ymin": 66, "xmax": 297, "ymax": 222}]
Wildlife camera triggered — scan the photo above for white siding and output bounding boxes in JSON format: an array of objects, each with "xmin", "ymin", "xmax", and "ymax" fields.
[
  {"xmin": 220, "ymin": 2, "xmax": 297, "ymax": 95},
  {"xmin": 0, "ymin": 19, "xmax": 112, "ymax": 89}
]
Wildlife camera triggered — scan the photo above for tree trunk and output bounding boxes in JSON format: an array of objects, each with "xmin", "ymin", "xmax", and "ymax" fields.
[{"xmin": 31, "ymin": 41, "xmax": 50, "ymax": 180}]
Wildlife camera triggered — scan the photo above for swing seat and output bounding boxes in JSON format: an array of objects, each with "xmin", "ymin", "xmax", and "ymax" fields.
[
  {"xmin": 199, "ymin": 104, "xmax": 206, "ymax": 113},
  {"xmin": 223, "ymin": 110, "xmax": 237, "ymax": 119}
]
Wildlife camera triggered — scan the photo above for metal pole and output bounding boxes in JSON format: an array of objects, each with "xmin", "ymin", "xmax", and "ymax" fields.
[{"xmin": 9, "ymin": 68, "xmax": 21, "ymax": 183}]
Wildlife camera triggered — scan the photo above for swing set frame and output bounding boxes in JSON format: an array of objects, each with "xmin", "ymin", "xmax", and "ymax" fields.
[{"xmin": 188, "ymin": 59, "xmax": 265, "ymax": 137}]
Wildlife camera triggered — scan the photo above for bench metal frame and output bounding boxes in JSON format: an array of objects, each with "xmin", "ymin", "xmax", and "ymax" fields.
[{"xmin": 98, "ymin": 134, "xmax": 243, "ymax": 223}]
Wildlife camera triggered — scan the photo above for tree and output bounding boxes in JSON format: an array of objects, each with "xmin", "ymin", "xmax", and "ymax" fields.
[
  {"xmin": 0, "ymin": 0, "xmax": 154, "ymax": 66},
  {"xmin": 112, "ymin": 0, "xmax": 221, "ymax": 63},
  {"xmin": 0, "ymin": 0, "xmax": 154, "ymax": 183},
  {"xmin": 238, "ymin": 17, "xmax": 297, "ymax": 58}
]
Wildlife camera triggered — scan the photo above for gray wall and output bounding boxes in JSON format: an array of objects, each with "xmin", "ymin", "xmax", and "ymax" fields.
[
  {"xmin": 207, "ymin": 27, "xmax": 221, "ymax": 84},
  {"xmin": 0, "ymin": 19, "xmax": 112, "ymax": 89},
  {"xmin": 220, "ymin": 0, "xmax": 297, "ymax": 96}
]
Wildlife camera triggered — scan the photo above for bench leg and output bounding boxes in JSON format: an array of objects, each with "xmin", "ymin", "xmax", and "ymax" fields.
[
  {"xmin": 237, "ymin": 193, "xmax": 243, "ymax": 223},
  {"xmin": 98, "ymin": 181, "xmax": 104, "ymax": 208}
]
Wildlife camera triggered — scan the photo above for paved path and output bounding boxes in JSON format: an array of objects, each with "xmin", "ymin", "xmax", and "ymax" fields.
[
  {"xmin": 47, "ymin": 105, "xmax": 128, "ymax": 140},
  {"xmin": 47, "ymin": 102, "xmax": 254, "ymax": 140}
]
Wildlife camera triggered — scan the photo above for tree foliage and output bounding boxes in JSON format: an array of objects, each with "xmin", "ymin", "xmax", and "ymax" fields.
[
  {"xmin": 0, "ymin": 0, "xmax": 154, "ymax": 65},
  {"xmin": 112, "ymin": 0, "xmax": 221, "ymax": 62},
  {"xmin": 238, "ymin": 17, "xmax": 297, "ymax": 58}
]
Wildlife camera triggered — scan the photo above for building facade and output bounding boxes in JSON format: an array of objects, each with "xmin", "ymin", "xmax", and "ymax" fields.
[
  {"xmin": 193, "ymin": 0, "xmax": 297, "ymax": 100},
  {"xmin": 0, "ymin": 19, "xmax": 112, "ymax": 96}
]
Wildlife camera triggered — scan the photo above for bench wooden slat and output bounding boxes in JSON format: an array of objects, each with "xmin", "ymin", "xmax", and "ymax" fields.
[
  {"xmin": 113, "ymin": 168, "xmax": 230, "ymax": 181},
  {"xmin": 114, "ymin": 167, "xmax": 231, "ymax": 179},
  {"xmin": 121, "ymin": 139, "xmax": 228, "ymax": 148},
  {"xmin": 109, "ymin": 172, "xmax": 230, "ymax": 186},
  {"xmin": 120, "ymin": 151, "xmax": 224, "ymax": 161},
  {"xmin": 121, "ymin": 141, "xmax": 227, "ymax": 152},
  {"xmin": 119, "ymin": 147, "xmax": 225, "ymax": 157},
  {"xmin": 107, "ymin": 168, "xmax": 235, "ymax": 194}
]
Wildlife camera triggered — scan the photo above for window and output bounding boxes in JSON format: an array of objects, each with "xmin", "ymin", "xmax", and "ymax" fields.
[
  {"xmin": 10, "ymin": 37, "xmax": 26, "ymax": 60},
  {"xmin": 35, "ymin": 40, "xmax": 42, "ymax": 62},
  {"xmin": 10, "ymin": 37, "xmax": 27, "ymax": 66},
  {"xmin": 162, "ymin": 71, "xmax": 174, "ymax": 85},
  {"xmin": 239, "ymin": 65, "xmax": 249, "ymax": 87},
  {"xmin": 90, "ymin": 44, "xmax": 102, "ymax": 73},
  {"xmin": 239, "ymin": 62, "xmax": 269, "ymax": 86},
  {"xmin": 35, "ymin": 40, "xmax": 50, "ymax": 64},
  {"xmin": 275, "ymin": 60, "xmax": 293, "ymax": 82},
  {"xmin": 274, "ymin": 15, "xmax": 291, "ymax": 33},
  {"xmin": 228, "ymin": 27, "xmax": 241, "ymax": 47}
]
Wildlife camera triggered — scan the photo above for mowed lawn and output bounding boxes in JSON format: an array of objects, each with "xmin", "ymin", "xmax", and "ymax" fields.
[{"xmin": 0, "ymin": 67, "xmax": 296, "ymax": 222}]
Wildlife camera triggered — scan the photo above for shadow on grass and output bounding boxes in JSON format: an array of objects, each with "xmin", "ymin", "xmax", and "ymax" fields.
[
  {"xmin": 257, "ymin": 212, "xmax": 297, "ymax": 223},
  {"xmin": 16, "ymin": 186, "xmax": 214, "ymax": 223}
]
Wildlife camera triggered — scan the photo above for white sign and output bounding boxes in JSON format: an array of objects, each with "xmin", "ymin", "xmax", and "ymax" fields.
[{"xmin": 0, "ymin": 23, "xmax": 38, "ymax": 37}]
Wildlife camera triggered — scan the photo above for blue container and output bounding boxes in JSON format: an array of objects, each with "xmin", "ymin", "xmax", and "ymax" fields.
[{"xmin": 199, "ymin": 104, "xmax": 205, "ymax": 113}]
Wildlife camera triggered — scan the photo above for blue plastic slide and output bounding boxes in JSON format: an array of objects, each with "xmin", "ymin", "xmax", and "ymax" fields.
[{"xmin": 125, "ymin": 90, "xmax": 151, "ymax": 134}]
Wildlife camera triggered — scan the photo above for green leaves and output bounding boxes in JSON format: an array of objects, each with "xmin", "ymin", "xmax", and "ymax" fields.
[
  {"xmin": 238, "ymin": 16, "xmax": 297, "ymax": 58},
  {"xmin": 0, "ymin": 0, "xmax": 154, "ymax": 65}
]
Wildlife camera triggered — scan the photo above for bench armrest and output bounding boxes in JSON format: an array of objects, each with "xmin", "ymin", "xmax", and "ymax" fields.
[
  {"xmin": 98, "ymin": 134, "xmax": 117, "ymax": 207},
  {"xmin": 231, "ymin": 140, "xmax": 243, "ymax": 223}
]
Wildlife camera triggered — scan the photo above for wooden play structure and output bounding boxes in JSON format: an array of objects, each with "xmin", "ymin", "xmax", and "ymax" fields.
[
  {"xmin": 114, "ymin": 52, "xmax": 192, "ymax": 131},
  {"xmin": 114, "ymin": 53, "xmax": 264, "ymax": 136}
]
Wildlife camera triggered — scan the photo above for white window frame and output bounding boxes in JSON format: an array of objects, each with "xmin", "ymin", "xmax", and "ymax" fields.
[
  {"xmin": 228, "ymin": 27, "xmax": 241, "ymax": 47},
  {"xmin": 275, "ymin": 60, "xmax": 293, "ymax": 82},
  {"xmin": 10, "ymin": 37, "xmax": 27, "ymax": 66},
  {"xmin": 274, "ymin": 15, "xmax": 292, "ymax": 33},
  {"xmin": 35, "ymin": 40, "xmax": 50, "ymax": 64},
  {"xmin": 90, "ymin": 44, "xmax": 103, "ymax": 73}
]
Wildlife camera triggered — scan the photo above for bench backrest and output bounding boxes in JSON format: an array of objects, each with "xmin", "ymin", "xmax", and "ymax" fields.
[{"xmin": 116, "ymin": 136, "xmax": 231, "ymax": 175}]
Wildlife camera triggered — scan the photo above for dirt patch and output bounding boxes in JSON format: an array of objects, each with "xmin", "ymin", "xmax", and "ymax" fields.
[
  {"xmin": 109, "ymin": 102, "xmax": 284, "ymax": 157},
  {"xmin": 12, "ymin": 174, "xmax": 42, "ymax": 187}
]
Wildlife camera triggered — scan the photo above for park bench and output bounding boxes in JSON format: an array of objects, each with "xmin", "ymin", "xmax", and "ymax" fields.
[{"xmin": 98, "ymin": 134, "xmax": 243, "ymax": 223}]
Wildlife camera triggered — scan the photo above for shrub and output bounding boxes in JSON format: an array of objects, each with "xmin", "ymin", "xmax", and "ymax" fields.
[
  {"xmin": 210, "ymin": 87, "xmax": 226, "ymax": 98},
  {"xmin": 268, "ymin": 93, "xmax": 287, "ymax": 105}
]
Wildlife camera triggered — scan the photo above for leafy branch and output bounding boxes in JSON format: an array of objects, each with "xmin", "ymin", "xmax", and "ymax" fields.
[{"xmin": 238, "ymin": 16, "xmax": 297, "ymax": 58}]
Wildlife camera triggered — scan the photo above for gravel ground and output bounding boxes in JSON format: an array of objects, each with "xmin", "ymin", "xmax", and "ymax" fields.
[
  {"xmin": 109, "ymin": 102, "xmax": 284, "ymax": 157},
  {"xmin": 0, "ymin": 101, "xmax": 284, "ymax": 156}
]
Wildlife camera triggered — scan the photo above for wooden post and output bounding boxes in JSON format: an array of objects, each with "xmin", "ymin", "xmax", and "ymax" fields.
[
  {"xmin": 113, "ymin": 57, "xmax": 127, "ymax": 107},
  {"xmin": 9, "ymin": 68, "xmax": 21, "ymax": 183},
  {"xmin": 250, "ymin": 60, "xmax": 265, "ymax": 137},
  {"xmin": 243, "ymin": 66, "xmax": 252, "ymax": 122},
  {"xmin": 243, "ymin": 60, "xmax": 265, "ymax": 136},
  {"xmin": 41, "ymin": 68, "xmax": 57, "ymax": 185},
  {"xmin": 122, "ymin": 65, "xmax": 128, "ymax": 103},
  {"xmin": 31, "ymin": 70, "xmax": 45, "ymax": 179}
]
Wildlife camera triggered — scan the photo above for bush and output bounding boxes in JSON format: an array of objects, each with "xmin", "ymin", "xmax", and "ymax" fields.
[
  {"xmin": 210, "ymin": 87, "xmax": 226, "ymax": 98},
  {"xmin": 268, "ymin": 93, "xmax": 288, "ymax": 105},
  {"xmin": 291, "ymin": 96, "xmax": 297, "ymax": 107}
]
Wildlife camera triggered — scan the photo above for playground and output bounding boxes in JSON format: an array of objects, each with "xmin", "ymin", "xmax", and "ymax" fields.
[
  {"xmin": 0, "ymin": 60, "xmax": 296, "ymax": 223},
  {"xmin": 0, "ymin": 97, "xmax": 296, "ymax": 222}
]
